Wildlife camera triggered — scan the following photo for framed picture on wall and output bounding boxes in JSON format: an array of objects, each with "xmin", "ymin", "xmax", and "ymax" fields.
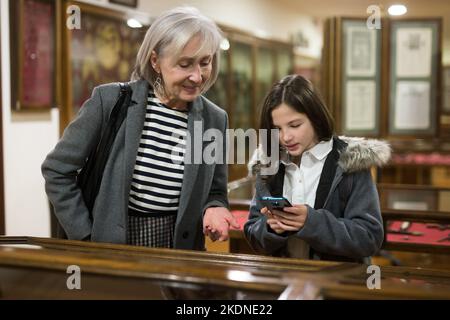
[
  {"xmin": 345, "ymin": 25, "xmax": 376, "ymax": 77},
  {"xmin": 394, "ymin": 81, "xmax": 431, "ymax": 130},
  {"xmin": 389, "ymin": 20, "xmax": 440, "ymax": 135},
  {"xmin": 341, "ymin": 19, "xmax": 381, "ymax": 136},
  {"xmin": 109, "ymin": 0, "xmax": 138, "ymax": 8},
  {"xmin": 11, "ymin": 0, "xmax": 56, "ymax": 110},
  {"xmin": 396, "ymin": 27, "xmax": 432, "ymax": 78},
  {"xmin": 345, "ymin": 80, "xmax": 377, "ymax": 131}
]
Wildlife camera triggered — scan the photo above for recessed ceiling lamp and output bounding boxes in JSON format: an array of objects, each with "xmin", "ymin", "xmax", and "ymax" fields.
[
  {"xmin": 220, "ymin": 38, "xmax": 230, "ymax": 51},
  {"xmin": 388, "ymin": 4, "xmax": 407, "ymax": 16},
  {"xmin": 127, "ymin": 18, "xmax": 143, "ymax": 28}
]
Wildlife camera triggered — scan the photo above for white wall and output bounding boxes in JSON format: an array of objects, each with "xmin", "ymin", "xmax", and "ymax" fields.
[{"xmin": 1, "ymin": 0, "xmax": 59, "ymax": 236}]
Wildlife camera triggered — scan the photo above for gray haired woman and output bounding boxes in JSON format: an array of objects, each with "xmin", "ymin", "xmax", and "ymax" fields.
[{"xmin": 42, "ymin": 6, "xmax": 238, "ymax": 250}]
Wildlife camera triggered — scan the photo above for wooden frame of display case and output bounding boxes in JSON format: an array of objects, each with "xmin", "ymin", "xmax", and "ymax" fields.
[
  {"xmin": 323, "ymin": 17, "xmax": 387, "ymax": 137},
  {"xmin": 340, "ymin": 18, "xmax": 382, "ymax": 136},
  {"xmin": 387, "ymin": 18, "xmax": 442, "ymax": 138}
]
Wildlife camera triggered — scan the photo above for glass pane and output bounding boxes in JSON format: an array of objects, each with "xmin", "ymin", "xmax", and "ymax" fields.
[
  {"xmin": 204, "ymin": 49, "xmax": 228, "ymax": 111},
  {"xmin": 231, "ymin": 41, "xmax": 253, "ymax": 130},
  {"xmin": 71, "ymin": 11, "xmax": 144, "ymax": 118},
  {"xmin": 276, "ymin": 48, "xmax": 292, "ymax": 80},
  {"xmin": 255, "ymin": 47, "xmax": 274, "ymax": 116},
  {"xmin": 386, "ymin": 190, "xmax": 436, "ymax": 211}
]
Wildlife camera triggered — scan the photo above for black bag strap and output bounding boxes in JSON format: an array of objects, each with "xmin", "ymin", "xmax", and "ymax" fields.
[{"xmin": 78, "ymin": 82, "xmax": 132, "ymax": 215}]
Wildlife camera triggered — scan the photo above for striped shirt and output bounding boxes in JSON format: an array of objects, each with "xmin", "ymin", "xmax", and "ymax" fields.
[{"xmin": 128, "ymin": 92, "xmax": 188, "ymax": 216}]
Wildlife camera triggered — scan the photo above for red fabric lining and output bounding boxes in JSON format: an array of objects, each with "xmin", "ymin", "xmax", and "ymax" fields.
[{"xmin": 387, "ymin": 221, "xmax": 450, "ymax": 246}]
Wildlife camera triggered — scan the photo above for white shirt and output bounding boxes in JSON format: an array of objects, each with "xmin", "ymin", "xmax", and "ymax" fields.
[
  {"xmin": 282, "ymin": 139, "xmax": 334, "ymax": 208},
  {"xmin": 281, "ymin": 139, "xmax": 333, "ymax": 259}
]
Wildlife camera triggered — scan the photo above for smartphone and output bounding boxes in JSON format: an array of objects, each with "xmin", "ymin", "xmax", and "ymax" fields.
[{"xmin": 260, "ymin": 196, "xmax": 292, "ymax": 211}]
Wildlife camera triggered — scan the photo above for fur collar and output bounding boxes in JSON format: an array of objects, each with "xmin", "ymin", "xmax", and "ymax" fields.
[
  {"xmin": 338, "ymin": 136, "xmax": 391, "ymax": 173},
  {"xmin": 248, "ymin": 136, "xmax": 391, "ymax": 174}
]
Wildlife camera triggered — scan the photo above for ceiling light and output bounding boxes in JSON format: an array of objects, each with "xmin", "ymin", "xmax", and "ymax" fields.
[
  {"xmin": 388, "ymin": 4, "xmax": 407, "ymax": 16},
  {"xmin": 127, "ymin": 18, "xmax": 142, "ymax": 28},
  {"xmin": 220, "ymin": 38, "xmax": 230, "ymax": 51}
]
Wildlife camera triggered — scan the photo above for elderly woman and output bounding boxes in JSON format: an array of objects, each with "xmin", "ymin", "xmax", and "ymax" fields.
[{"xmin": 42, "ymin": 7, "xmax": 237, "ymax": 250}]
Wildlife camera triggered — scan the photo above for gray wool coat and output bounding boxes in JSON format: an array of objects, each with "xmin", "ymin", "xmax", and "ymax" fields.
[
  {"xmin": 42, "ymin": 79, "xmax": 229, "ymax": 250},
  {"xmin": 244, "ymin": 136, "xmax": 391, "ymax": 263}
]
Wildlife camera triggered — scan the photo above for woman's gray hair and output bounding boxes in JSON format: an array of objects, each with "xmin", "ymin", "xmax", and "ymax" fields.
[{"xmin": 131, "ymin": 6, "xmax": 223, "ymax": 96}]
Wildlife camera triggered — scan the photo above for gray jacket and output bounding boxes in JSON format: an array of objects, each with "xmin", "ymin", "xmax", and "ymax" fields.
[
  {"xmin": 42, "ymin": 79, "xmax": 229, "ymax": 250},
  {"xmin": 244, "ymin": 136, "xmax": 391, "ymax": 262}
]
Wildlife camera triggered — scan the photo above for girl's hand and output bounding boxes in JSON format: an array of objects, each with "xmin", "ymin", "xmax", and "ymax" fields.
[
  {"xmin": 261, "ymin": 207, "xmax": 287, "ymax": 234},
  {"xmin": 270, "ymin": 204, "xmax": 308, "ymax": 232}
]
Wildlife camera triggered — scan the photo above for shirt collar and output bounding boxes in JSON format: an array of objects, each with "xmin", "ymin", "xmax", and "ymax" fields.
[
  {"xmin": 281, "ymin": 138, "xmax": 333, "ymax": 165},
  {"xmin": 308, "ymin": 138, "xmax": 333, "ymax": 161}
]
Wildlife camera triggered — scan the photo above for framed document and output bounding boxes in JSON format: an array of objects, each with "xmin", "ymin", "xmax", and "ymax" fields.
[
  {"xmin": 394, "ymin": 81, "xmax": 430, "ymax": 130},
  {"xmin": 396, "ymin": 28, "xmax": 432, "ymax": 77},
  {"xmin": 12, "ymin": 0, "xmax": 56, "ymax": 110},
  {"xmin": 341, "ymin": 19, "xmax": 381, "ymax": 135},
  {"xmin": 389, "ymin": 20, "xmax": 440, "ymax": 135},
  {"xmin": 345, "ymin": 26, "xmax": 376, "ymax": 77},
  {"xmin": 344, "ymin": 80, "xmax": 376, "ymax": 130}
]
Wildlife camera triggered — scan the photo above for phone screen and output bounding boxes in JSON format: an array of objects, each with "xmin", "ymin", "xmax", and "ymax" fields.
[{"xmin": 260, "ymin": 196, "xmax": 292, "ymax": 210}]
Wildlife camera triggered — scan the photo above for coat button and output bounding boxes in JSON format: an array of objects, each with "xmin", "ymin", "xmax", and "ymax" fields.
[{"xmin": 182, "ymin": 231, "xmax": 189, "ymax": 239}]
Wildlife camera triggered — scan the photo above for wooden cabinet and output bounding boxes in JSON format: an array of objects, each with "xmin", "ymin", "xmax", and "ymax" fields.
[{"xmin": 213, "ymin": 27, "xmax": 294, "ymax": 181}]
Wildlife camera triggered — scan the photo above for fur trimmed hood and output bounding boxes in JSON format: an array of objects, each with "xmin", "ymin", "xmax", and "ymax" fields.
[
  {"xmin": 338, "ymin": 136, "xmax": 391, "ymax": 173},
  {"xmin": 248, "ymin": 136, "xmax": 391, "ymax": 174}
]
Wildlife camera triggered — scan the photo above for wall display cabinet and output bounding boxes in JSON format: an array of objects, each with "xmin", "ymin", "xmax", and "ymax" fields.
[
  {"xmin": 214, "ymin": 27, "xmax": 294, "ymax": 181},
  {"xmin": 204, "ymin": 49, "xmax": 229, "ymax": 113},
  {"xmin": 340, "ymin": 19, "xmax": 382, "ymax": 136},
  {"xmin": 323, "ymin": 17, "xmax": 442, "ymax": 139},
  {"xmin": 389, "ymin": 20, "xmax": 441, "ymax": 136},
  {"xmin": 323, "ymin": 17, "xmax": 447, "ymax": 186}
]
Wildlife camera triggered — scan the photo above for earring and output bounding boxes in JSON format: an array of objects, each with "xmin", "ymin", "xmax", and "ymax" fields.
[{"xmin": 154, "ymin": 74, "xmax": 163, "ymax": 95}]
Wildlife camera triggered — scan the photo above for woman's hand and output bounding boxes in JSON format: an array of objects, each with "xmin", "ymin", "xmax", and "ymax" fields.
[
  {"xmin": 203, "ymin": 207, "xmax": 239, "ymax": 241},
  {"xmin": 262, "ymin": 205, "xmax": 308, "ymax": 233}
]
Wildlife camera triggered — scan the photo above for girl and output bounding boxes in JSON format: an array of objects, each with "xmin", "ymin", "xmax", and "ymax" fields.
[{"xmin": 244, "ymin": 75, "xmax": 390, "ymax": 263}]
